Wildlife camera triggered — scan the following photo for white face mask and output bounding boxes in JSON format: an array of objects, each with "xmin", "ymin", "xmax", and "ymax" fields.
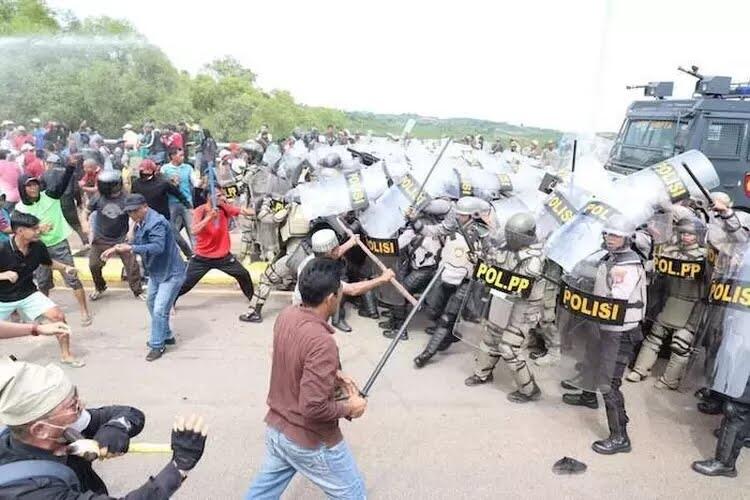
[{"xmin": 37, "ymin": 410, "xmax": 91, "ymax": 443}]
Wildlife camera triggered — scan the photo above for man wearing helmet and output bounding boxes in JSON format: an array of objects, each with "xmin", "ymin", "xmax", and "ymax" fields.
[
  {"xmin": 464, "ymin": 212, "xmax": 546, "ymax": 403},
  {"xmin": 562, "ymin": 214, "xmax": 647, "ymax": 455},
  {"xmin": 85, "ymin": 170, "xmax": 143, "ymax": 301},
  {"xmin": 627, "ymin": 215, "xmax": 706, "ymax": 389},
  {"xmin": 413, "ymin": 196, "xmax": 493, "ymax": 368}
]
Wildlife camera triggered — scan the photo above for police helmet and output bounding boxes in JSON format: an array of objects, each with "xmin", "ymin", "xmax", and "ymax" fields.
[
  {"xmin": 454, "ymin": 196, "xmax": 491, "ymax": 217},
  {"xmin": 505, "ymin": 212, "xmax": 537, "ymax": 251},
  {"xmin": 602, "ymin": 214, "xmax": 634, "ymax": 238},
  {"xmin": 319, "ymin": 152, "xmax": 342, "ymax": 170},
  {"xmin": 97, "ymin": 169, "xmax": 123, "ymax": 198}
]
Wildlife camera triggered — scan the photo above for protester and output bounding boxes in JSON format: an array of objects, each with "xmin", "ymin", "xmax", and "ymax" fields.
[
  {"xmin": 20, "ymin": 144, "xmax": 45, "ymax": 178},
  {"xmin": 102, "ymin": 194, "xmax": 185, "ymax": 361},
  {"xmin": 0, "ymin": 360, "xmax": 208, "ymax": 497},
  {"xmin": 121, "ymin": 123, "xmax": 139, "ymax": 150},
  {"xmin": 130, "ymin": 159, "xmax": 191, "ymax": 222},
  {"xmin": 85, "ymin": 171, "xmax": 144, "ymax": 301},
  {"xmin": 42, "ymin": 153, "xmax": 87, "ymax": 246},
  {"xmin": 246, "ymin": 257, "xmax": 367, "ymax": 499},
  {"xmin": 12, "ymin": 126, "xmax": 33, "ymax": 151},
  {"xmin": 15, "ymin": 159, "xmax": 92, "ymax": 327},
  {"xmin": 0, "ymin": 212, "xmax": 84, "ymax": 366},
  {"xmin": 0, "ymin": 150, "xmax": 20, "ymax": 212},
  {"xmin": 161, "ymin": 148, "xmax": 195, "ymax": 258},
  {"xmin": 177, "ymin": 186, "xmax": 254, "ymax": 305}
]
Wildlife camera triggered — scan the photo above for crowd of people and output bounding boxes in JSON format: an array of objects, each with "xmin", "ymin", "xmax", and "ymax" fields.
[{"xmin": 0, "ymin": 117, "xmax": 748, "ymax": 498}]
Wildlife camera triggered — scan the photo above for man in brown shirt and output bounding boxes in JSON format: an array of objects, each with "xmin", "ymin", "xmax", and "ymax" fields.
[{"xmin": 246, "ymin": 257, "xmax": 368, "ymax": 499}]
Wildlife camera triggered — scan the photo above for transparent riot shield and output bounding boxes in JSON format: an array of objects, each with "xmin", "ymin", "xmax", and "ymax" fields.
[
  {"xmin": 556, "ymin": 251, "xmax": 634, "ymax": 392},
  {"xmin": 535, "ymin": 183, "xmax": 592, "ymax": 241},
  {"xmin": 703, "ymin": 240, "xmax": 750, "ymax": 399},
  {"xmin": 216, "ymin": 161, "xmax": 240, "ymax": 200},
  {"xmin": 453, "ymin": 258, "xmax": 539, "ymax": 352},
  {"xmin": 646, "ymin": 245, "xmax": 706, "ymax": 326},
  {"xmin": 546, "ymin": 151, "xmax": 719, "ymax": 273}
]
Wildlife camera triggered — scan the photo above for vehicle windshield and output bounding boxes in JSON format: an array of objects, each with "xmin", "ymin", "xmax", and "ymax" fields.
[{"xmin": 611, "ymin": 119, "xmax": 685, "ymax": 167}]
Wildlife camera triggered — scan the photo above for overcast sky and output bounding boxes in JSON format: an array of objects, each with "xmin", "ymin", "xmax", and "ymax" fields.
[{"xmin": 47, "ymin": 0, "xmax": 750, "ymax": 133}]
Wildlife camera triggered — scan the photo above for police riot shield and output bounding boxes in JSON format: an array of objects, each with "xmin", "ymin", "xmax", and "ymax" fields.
[
  {"xmin": 556, "ymin": 250, "xmax": 639, "ymax": 392},
  {"xmin": 453, "ymin": 256, "xmax": 539, "ymax": 352},
  {"xmin": 535, "ymin": 183, "xmax": 592, "ymax": 241},
  {"xmin": 216, "ymin": 161, "xmax": 240, "ymax": 200},
  {"xmin": 297, "ymin": 170, "xmax": 372, "ymax": 219},
  {"xmin": 363, "ymin": 231, "xmax": 404, "ymax": 307},
  {"xmin": 646, "ymin": 244, "xmax": 706, "ymax": 327},
  {"xmin": 696, "ymin": 240, "xmax": 750, "ymax": 399},
  {"xmin": 546, "ymin": 150, "xmax": 719, "ymax": 273}
]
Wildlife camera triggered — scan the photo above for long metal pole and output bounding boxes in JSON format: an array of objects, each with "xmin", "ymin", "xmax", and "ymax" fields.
[
  {"xmin": 412, "ymin": 137, "xmax": 452, "ymax": 207},
  {"xmin": 360, "ymin": 264, "xmax": 444, "ymax": 396},
  {"xmin": 336, "ymin": 217, "xmax": 418, "ymax": 307}
]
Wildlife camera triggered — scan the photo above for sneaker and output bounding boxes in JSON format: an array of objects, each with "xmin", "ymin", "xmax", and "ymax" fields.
[
  {"xmin": 135, "ymin": 293, "xmax": 147, "ymax": 301},
  {"xmin": 89, "ymin": 289, "xmax": 106, "ymax": 301},
  {"xmin": 626, "ymin": 370, "xmax": 645, "ymax": 383},
  {"xmin": 239, "ymin": 310, "xmax": 262, "ymax": 323},
  {"xmin": 465, "ymin": 373, "xmax": 494, "ymax": 386},
  {"xmin": 146, "ymin": 347, "xmax": 165, "ymax": 361}
]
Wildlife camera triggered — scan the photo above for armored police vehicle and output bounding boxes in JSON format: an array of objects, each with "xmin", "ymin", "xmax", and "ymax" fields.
[{"xmin": 606, "ymin": 66, "xmax": 750, "ymax": 206}]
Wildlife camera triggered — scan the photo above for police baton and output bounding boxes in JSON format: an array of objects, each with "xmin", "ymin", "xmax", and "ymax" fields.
[
  {"xmin": 681, "ymin": 161, "xmax": 714, "ymax": 206},
  {"xmin": 360, "ymin": 263, "xmax": 444, "ymax": 397},
  {"xmin": 335, "ymin": 217, "xmax": 418, "ymax": 307}
]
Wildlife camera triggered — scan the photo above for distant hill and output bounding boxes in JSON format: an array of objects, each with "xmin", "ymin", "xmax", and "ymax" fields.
[{"xmin": 344, "ymin": 111, "xmax": 562, "ymax": 144}]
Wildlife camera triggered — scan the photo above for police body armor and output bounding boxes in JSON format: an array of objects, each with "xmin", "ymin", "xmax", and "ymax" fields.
[{"xmin": 454, "ymin": 242, "xmax": 545, "ymax": 352}]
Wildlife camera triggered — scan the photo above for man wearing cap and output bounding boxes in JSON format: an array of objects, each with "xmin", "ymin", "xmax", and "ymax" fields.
[
  {"xmin": 15, "ymin": 157, "xmax": 92, "ymax": 327},
  {"xmin": 20, "ymin": 143, "xmax": 45, "ymax": 179},
  {"xmin": 0, "ymin": 212, "xmax": 83, "ymax": 366},
  {"xmin": 240, "ymin": 228, "xmax": 393, "ymax": 331},
  {"xmin": 102, "ymin": 194, "xmax": 186, "ymax": 361},
  {"xmin": 0, "ymin": 360, "xmax": 208, "ymax": 498},
  {"xmin": 176, "ymin": 186, "xmax": 254, "ymax": 307},
  {"xmin": 121, "ymin": 124, "xmax": 139, "ymax": 150}
]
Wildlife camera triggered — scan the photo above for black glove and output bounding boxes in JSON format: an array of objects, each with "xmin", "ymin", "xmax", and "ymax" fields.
[
  {"xmin": 171, "ymin": 425, "xmax": 207, "ymax": 471},
  {"xmin": 93, "ymin": 422, "xmax": 130, "ymax": 454}
]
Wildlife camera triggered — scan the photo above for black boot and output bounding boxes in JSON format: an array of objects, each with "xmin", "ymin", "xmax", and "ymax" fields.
[
  {"xmin": 414, "ymin": 325, "xmax": 451, "ymax": 368},
  {"xmin": 698, "ymin": 391, "xmax": 725, "ymax": 415},
  {"xmin": 562, "ymin": 391, "xmax": 599, "ymax": 409},
  {"xmin": 358, "ymin": 291, "xmax": 380, "ymax": 319},
  {"xmin": 383, "ymin": 328, "xmax": 408, "ymax": 340},
  {"xmin": 592, "ymin": 403, "xmax": 631, "ymax": 455},
  {"xmin": 332, "ymin": 305, "xmax": 352, "ymax": 333},
  {"xmin": 713, "ymin": 427, "xmax": 750, "ymax": 448},
  {"xmin": 693, "ymin": 403, "xmax": 746, "ymax": 477},
  {"xmin": 507, "ymin": 382, "xmax": 542, "ymax": 404}
]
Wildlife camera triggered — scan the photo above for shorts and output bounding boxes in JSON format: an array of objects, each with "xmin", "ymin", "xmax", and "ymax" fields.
[
  {"xmin": 34, "ymin": 240, "xmax": 83, "ymax": 292},
  {"xmin": 0, "ymin": 291, "xmax": 57, "ymax": 321}
]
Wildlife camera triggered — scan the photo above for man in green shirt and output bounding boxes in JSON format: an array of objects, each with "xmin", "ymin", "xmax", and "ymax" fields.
[{"xmin": 15, "ymin": 157, "xmax": 92, "ymax": 326}]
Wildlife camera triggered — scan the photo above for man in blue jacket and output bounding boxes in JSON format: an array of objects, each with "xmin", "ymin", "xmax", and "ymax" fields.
[{"xmin": 102, "ymin": 194, "xmax": 185, "ymax": 361}]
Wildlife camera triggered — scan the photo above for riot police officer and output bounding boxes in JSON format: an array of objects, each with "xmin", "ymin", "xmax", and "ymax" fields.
[
  {"xmin": 380, "ymin": 199, "xmax": 449, "ymax": 340},
  {"xmin": 413, "ymin": 196, "xmax": 492, "ymax": 368},
  {"xmin": 464, "ymin": 212, "xmax": 546, "ymax": 403},
  {"xmin": 627, "ymin": 216, "xmax": 706, "ymax": 389},
  {"xmin": 561, "ymin": 215, "xmax": 647, "ymax": 455}
]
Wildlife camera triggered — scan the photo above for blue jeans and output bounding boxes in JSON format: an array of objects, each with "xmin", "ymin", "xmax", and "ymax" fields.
[
  {"xmin": 246, "ymin": 427, "xmax": 366, "ymax": 500},
  {"xmin": 146, "ymin": 273, "xmax": 184, "ymax": 349}
]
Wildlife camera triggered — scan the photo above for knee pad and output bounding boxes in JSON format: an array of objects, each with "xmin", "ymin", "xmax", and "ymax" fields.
[
  {"xmin": 644, "ymin": 324, "xmax": 669, "ymax": 349},
  {"xmin": 500, "ymin": 325, "xmax": 525, "ymax": 349},
  {"xmin": 495, "ymin": 341, "xmax": 517, "ymax": 362},
  {"xmin": 670, "ymin": 328, "xmax": 694, "ymax": 357}
]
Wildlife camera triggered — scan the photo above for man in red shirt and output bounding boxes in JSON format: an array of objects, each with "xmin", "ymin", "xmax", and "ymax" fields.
[{"xmin": 176, "ymin": 186, "xmax": 255, "ymax": 307}]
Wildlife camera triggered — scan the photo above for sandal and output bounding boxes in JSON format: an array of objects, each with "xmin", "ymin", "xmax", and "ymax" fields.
[
  {"xmin": 81, "ymin": 315, "xmax": 93, "ymax": 327},
  {"xmin": 60, "ymin": 358, "xmax": 86, "ymax": 368}
]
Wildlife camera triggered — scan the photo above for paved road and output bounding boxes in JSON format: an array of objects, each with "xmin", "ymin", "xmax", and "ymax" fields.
[{"xmin": 3, "ymin": 287, "xmax": 747, "ymax": 499}]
